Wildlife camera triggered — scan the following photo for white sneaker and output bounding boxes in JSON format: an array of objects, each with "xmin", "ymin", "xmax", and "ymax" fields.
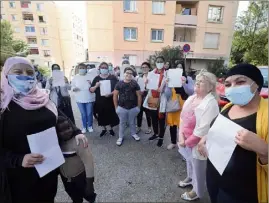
[
  {"xmin": 167, "ymin": 143, "xmax": 177, "ymax": 150},
  {"xmin": 82, "ymin": 128, "xmax": 87, "ymax": 134},
  {"xmin": 87, "ymin": 126, "xmax": 93, "ymax": 133},
  {"xmin": 116, "ymin": 138, "xmax": 123, "ymax": 146},
  {"xmin": 132, "ymin": 134, "xmax": 140, "ymax": 141}
]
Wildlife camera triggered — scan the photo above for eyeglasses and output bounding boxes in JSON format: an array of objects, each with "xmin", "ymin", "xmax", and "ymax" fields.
[{"xmin": 142, "ymin": 66, "xmax": 148, "ymax": 69}]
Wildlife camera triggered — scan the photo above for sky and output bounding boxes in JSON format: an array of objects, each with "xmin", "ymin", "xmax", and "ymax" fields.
[{"xmin": 237, "ymin": 1, "xmax": 249, "ymax": 17}]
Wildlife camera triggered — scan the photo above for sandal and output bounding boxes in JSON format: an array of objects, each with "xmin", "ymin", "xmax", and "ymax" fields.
[
  {"xmin": 181, "ymin": 191, "xmax": 199, "ymax": 201},
  {"xmin": 178, "ymin": 180, "xmax": 192, "ymax": 188}
]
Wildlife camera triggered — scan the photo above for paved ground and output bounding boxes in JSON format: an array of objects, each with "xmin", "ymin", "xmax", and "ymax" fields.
[{"xmin": 55, "ymin": 95, "xmax": 210, "ymax": 202}]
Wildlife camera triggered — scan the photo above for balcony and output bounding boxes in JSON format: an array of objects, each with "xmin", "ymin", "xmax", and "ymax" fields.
[
  {"xmin": 25, "ymin": 32, "xmax": 36, "ymax": 37},
  {"xmin": 28, "ymin": 43, "xmax": 38, "ymax": 48},
  {"xmin": 175, "ymin": 15, "xmax": 197, "ymax": 27},
  {"xmin": 175, "ymin": 1, "xmax": 198, "ymax": 28},
  {"xmin": 21, "ymin": 2, "xmax": 32, "ymax": 12},
  {"xmin": 29, "ymin": 48, "xmax": 39, "ymax": 55},
  {"xmin": 24, "ymin": 20, "xmax": 34, "ymax": 24}
]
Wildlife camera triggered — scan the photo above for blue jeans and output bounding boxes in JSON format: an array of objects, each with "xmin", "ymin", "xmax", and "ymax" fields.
[{"xmin": 77, "ymin": 102, "xmax": 93, "ymax": 128}]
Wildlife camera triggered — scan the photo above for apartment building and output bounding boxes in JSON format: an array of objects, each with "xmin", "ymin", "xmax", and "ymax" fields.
[
  {"xmin": 87, "ymin": 1, "xmax": 238, "ymax": 70},
  {"xmin": 1, "ymin": 1, "xmax": 85, "ymax": 76}
]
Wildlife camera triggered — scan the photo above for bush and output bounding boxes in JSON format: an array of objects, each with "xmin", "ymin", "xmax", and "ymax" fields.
[{"xmin": 207, "ymin": 58, "xmax": 229, "ymax": 78}]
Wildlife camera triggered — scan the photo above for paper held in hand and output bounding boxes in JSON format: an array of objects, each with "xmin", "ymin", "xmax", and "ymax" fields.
[
  {"xmin": 167, "ymin": 69, "xmax": 183, "ymax": 88},
  {"xmin": 52, "ymin": 70, "xmax": 65, "ymax": 87},
  {"xmin": 27, "ymin": 127, "xmax": 65, "ymax": 178},
  {"xmin": 100, "ymin": 80, "xmax": 111, "ymax": 96},
  {"xmin": 206, "ymin": 114, "xmax": 243, "ymax": 175},
  {"xmin": 147, "ymin": 72, "xmax": 160, "ymax": 90}
]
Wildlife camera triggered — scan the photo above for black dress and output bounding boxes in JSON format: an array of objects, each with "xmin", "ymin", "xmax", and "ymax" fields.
[
  {"xmin": 206, "ymin": 105, "xmax": 258, "ymax": 203},
  {"xmin": 0, "ymin": 101, "xmax": 58, "ymax": 203},
  {"xmin": 91, "ymin": 75, "xmax": 119, "ymax": 127}
]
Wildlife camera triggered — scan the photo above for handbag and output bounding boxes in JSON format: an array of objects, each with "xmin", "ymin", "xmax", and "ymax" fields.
[
  {"xmin": 147, "ymin": 96, "xmax": 160, "ymax": 108},
  {"xmin": 166, "ymin": 97, "xmax": 181, "ymax": 112}
]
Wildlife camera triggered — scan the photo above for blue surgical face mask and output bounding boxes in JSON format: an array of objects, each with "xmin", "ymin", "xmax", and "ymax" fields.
[
  {"xmin": 100, "ymin": 69, "xmax": 109, "ymax": 75},
  {"xmin": 225, "ymin": 83, "xmax": 257, "ymax": 106},
  {"xmin": 79, "ymin": 69, "xmax": 87, "ymax": 75},
  {"xmin": 108, "ymin": 66, "xmax": 113, "ymax": 71},
  {"xmin": 8, "ymin": 74, "xmax": 36, "ymax": 95}
]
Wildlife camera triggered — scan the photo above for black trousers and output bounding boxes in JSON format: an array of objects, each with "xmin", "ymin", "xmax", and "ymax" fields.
[
  {"xmin": 137, "ymin": 106, "xmax": 152, "ymax": 128},
  {"xmin": 149, "ymin": 110, "xmax": 166, "ymax": 138},
  {"xmin": 169, "ymin": 125, "xmax": 177, "ymax": 144}
]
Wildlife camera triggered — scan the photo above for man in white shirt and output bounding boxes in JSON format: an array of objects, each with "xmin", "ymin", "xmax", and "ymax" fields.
[{"xmin": 72, "ymin": 63, "xmax": 96, "ymax": 133}]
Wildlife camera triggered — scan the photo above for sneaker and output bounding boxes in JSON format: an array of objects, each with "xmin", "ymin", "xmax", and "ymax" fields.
[
  {"xmin": 157, "ymin": 138, "xmax": 164, "ymax": 147},
  {"xmin": 82, "ymin": 128, "xmax": 87, "ymax": 134},
  {"xmin": 136, "ymin": 127, "xmax": 141, "ymax": 134},
  {"xmin": 167, "ymin": 143, "xmax": 177, "ymax": 150},
  {"xmin": 148, "ymin": 134, "xmax": 158, "ymax": 141},
  {"xmin": 100, "ymin": 130, "xmax": 107, "ymax": 137},
  {"xmin": 132, "ymin": 134, "xmax": 140, "ymax": 141},
  {"xmin": 109, "ymin": 129, "xmax": 115, "ymax": 136},
  {"xmin": 145, "ymin": 128, "xmax": 152, "ymax": 134},
  {"xmin": 87, "ymin": 126, "xmax": 94, "ymax": 133},
  {"xmin": 116, "ymin": 138, "xmax": 123, "ymax": 146}
]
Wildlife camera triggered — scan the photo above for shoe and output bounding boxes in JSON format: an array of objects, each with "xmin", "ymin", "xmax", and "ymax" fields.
[
  {"xmin": 100, "ymin": 130, "xmax": 107, "ymax": 137},
  {"xmin": 132, "ymin": 134, "xmax": 140, "ymax": 141},
  {"xmin": 167, "ymin": 143, "xmax": 177, "ymax": 150},
  {"xmin": 116, "ymin": 138, "xmax": 123, "ymax": 146},
  {"xmin": 157, "ymin": 138, "xmax": 163, "ymax": 147},
  {"xmin": 87, "ymin": 126, "xmax": 93, "ymax": 133},
  {"xmin": 178, "ymin": 177, "xmax": 192, "ymax": 188},
  {"xmin": 136, "ymin": 127, "xmax": 141, "ymax": 134},
  {"xmin": 82, "ymin": 128, "xmax": 87, "ymax": 134},
  {"xmin": 109, "ymin": 129, "xmax": 115, "ymax": 136},
  {"xmin": 145, "ymin": 128, "xmax": 152, "ymax": 134},
  {"xmin": 181, "ymin": 191, "xmax": 199, "ymax": 201},
  {"xmin": 148, "ymin": 135, "xmax": 158, "ymax": 140}
]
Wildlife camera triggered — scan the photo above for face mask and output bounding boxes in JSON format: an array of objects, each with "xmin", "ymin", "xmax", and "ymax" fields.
[
  {"xmin": 225, "ymin": 83, "xmax": 257, "ymax": 106},
  {"xmin": 100, "ymin": 69, "xmax": 109, "ymax": 75},
  {"xmin": 79, "ymin": 69, "xmax": 87, "ymax": 75},
  {"xmin": 8, "ymin": 74, "xmax": 36, "ymax": 95},
  {"xmin": 108, "ymin": 66, "xmax": 113, "ymax": 71},
  {"xmin": 156, "ymin": 63, "xmax": 164, "ymax": 70}
]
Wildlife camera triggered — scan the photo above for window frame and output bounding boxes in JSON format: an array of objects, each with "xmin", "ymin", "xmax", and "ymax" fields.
[
  {"xmin": 25, "ymin": 26, "xmax": 35, "ymax": 33},
  {"xmin": 41, "ymin": 39, "xmax": 49, "ymax": 46},
  {"xmin": 14, "ymin": 27, "xmax": 20, "ymax": 33},
  {"xmin": 151, "ymin": 29, "xmax": 164, "ymax": 42},
  {"xmin": 207, "ymin": 5, "xmax": 224, "ymax": 23},
  {"xmin": 9, "ymin": 1, "xmax": 16, "ymax": 8},
  {"xmin": 38, "ymin": 15, "xmax": 46, "ymax": 23},
  {"xmin": 203, "ymin": 32, "xmax": 220, "ymax": 49},
  {"xmin": 123, "ymin": 0, "xmax": 137, "ymax": 13},
  {"xmin": 36, "ymin": 3, "xmax": 44, "ymax": 11},
  {"xmin": 124, "ymin": 27, "xmax": 138, "ymax": 41},
  {"xmin": 40, "ymin": 27, "xmax": 48, "ymax": 35},
  {"xmin": 43, "ymin": 50, "xmax": 51, "ymax": 57},
  {"xmin": 11, "ymin": 14, "xmax": 17, "ymax": 21},
  {"xmin": 152, "ymin": 1, "xmax": 165, "ymax": 15}
]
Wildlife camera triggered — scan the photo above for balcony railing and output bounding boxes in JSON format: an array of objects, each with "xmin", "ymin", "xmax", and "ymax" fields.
[
  {"xmin": 28, "ymin": 43, "xmax": 38, "ymax": 48},
  {"xmin": 23, "ymin": 19, "xmax": 34, "ymax": 24},
  {"xmin": 25, "ymin": 31, "xmax": 36, "ymax": 36},
  {"xmin": 175, "ymin": 14, "xmax": 197, "ymax": 27}
]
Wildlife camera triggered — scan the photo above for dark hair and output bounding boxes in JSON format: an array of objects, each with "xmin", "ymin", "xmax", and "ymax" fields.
[
  {"xmin": 51, "ymin": 63, "xmax": 60, "ymax": 70},
  {"xmin": 156, "ymin": 56, "xmax": 165, "ymax": 62},
  {"xmin": 99, "ymin": 62, "xmax": 108, "ymax": 68},
  {"xmin": 141, "ymin": 62, "xmax": 151, "ymax": 70},
  {"xmin": 78, "ymin": 63, "xmax": 87, "ymax": 68},
  {"xmin": 124, "ymin": 67, "xmax": 134, "ymax": 74}
]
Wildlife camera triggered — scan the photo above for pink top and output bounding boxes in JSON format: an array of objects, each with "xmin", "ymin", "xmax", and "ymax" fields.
[{"xmin": 180, "ymin": 97, "xmax": 201, "ymax": 148}]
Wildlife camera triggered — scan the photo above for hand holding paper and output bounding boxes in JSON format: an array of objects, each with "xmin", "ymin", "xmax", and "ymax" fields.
[
  {"xmin": 100, "ymin": 80, "xmax": 111, "ymax": 96},
  {"xmin": 167, "ymin": 69, "xmax": 183, "ymax": 88},
  {"xmin": 52, "ymin": 70, "xmax": 65, "ymax": 87},
  {"xmin": 147, "ymin": 72, "xmax": 160, "ymax": 90}
]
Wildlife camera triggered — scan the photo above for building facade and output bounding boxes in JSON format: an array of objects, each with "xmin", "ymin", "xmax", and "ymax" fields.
[{"xmin": 87, "ymin": 1, "xmax": 238, "ymax": 69}]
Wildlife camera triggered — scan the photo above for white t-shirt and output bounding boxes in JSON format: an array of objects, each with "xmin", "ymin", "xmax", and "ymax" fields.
[{"xmin": 72, "ymin": 74, "xmax": 96, "ymax": 103}]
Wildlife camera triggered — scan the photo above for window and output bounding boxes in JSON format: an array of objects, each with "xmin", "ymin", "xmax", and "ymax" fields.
[
  {"xmin": 151, "ymin": 29, "xmax": 164, "ymax": 42},
  {"xmin": 40, "ymin": 27, "xmax": 48, "ymax": 35},
  {"xmin": 43, "ymin": 50, "xmax": 51, "ymax": 57},
  {"xmin": 9, "ymin": 1, "xmax": 16, "ymax": 8},
  {"xmin": 23, "ymin": 14, "xmax": 34, "ymax": 21},
  {"xmin": 27, "ymin": 38, "xmax": 37, "ymax": 44},
  {"xmin": 123, "ymin": 0, "xmax": 137, "ymax": 12},
  {"xmin": 38, "ymin": 16, "xmax": 46, "ymax": 23},
  {"xmin": 208, "ymin": 6, "xmax": 224, "ymax": 23},
  {"xmin": 11, "ymin": 14, "xmax": 17, "ymax": 21},
  {"xmin": 203, "ymin": 33, "xmax": 220, "ymax": 49},
  {"xmin": 25, "ymin": 26, "xmax": 35, "ymax": 32},
  {"xmin": 124, "ymin": 27, "xmax": 137, "ymax": 41},
  {"xmin": 36, "ymin": 3, "xmax": 44, "ymax": 11},
  {"xmin": 21, "ymin": 2, "xmax": 30, "ymax": 8},
  {"xmin": 29, "ymin": 48, "xmax": 39, "ymax": 55},
  {"xmin": 41, "ymin": 39, "xmax": 49, "ymax": 46},
  {"xmin": 152, "ymin": 1, "xmax": 165, "ymax": 14},
  {"xmin": 14, "ymin": 27, "xmax": 20, "ymax": 33}
]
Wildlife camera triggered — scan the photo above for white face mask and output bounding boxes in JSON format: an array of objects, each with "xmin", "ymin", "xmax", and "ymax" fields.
[{"xmin": 156, "ymin": 63, "xmax": 164, "ymax": 70}]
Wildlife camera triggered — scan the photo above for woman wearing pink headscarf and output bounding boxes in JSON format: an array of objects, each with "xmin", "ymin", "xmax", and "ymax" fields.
[{"xmin": 0, "ymin": 57, "xmax": 88, "ymax": 203}]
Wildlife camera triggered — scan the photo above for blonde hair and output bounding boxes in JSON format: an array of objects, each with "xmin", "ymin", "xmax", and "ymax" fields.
[{"xmin": 196, "ymin": 69, "xmax": 218, "ymax": 100}]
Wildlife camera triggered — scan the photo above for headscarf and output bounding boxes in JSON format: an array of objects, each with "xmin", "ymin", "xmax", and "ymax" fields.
[{"xmin": 0, "ymin": 57, "xmax": 57, "ymax": 114}]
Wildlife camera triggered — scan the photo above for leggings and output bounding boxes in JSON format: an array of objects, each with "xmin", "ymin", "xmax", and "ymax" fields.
[
  {"xmin": 137, "ymin": 106, "xmax": 152, "ymax": 128},
  {"xmin": 149, "ymin": 110, "xmax": 166, "ymax": 138},
  {"xmin": 169, "ymin": 125, "xmax": 177, "ymax": 144}
]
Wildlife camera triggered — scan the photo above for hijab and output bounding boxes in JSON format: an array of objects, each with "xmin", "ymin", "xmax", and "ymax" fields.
[{"xmin": 0, "ymin": 57, "xmax": 57, "ymax": 114}]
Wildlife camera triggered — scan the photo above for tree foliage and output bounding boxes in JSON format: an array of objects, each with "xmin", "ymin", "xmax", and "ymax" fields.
[
  {"xmin": 207, "ymin": 58, "xmax": 228, "ymax": 78},
  {"xmin": 147, "ymin": 45, "xmax": 184, "ymax": 69},
  {"xmin": 230, "ymin": 1, "xmax": 268, "ymax": 66},
  {"xmin": 38, "ymin": 66, "xmax": 51, "ymax": 77},
  {"xmin": 0, "ymin": 20, "xmax": 29, "ymax": 66}
]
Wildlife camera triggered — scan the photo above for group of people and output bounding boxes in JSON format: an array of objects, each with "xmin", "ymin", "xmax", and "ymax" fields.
[{"xmin": 0, "ymin": 55, "xmax": 268, "ymax": 203}]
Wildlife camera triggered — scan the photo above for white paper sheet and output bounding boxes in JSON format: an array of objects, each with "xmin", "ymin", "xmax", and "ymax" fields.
[
  {"xmin": 27, "ymin": 127, "xmax": 65, "ymax": 178},
  {"xmin": 100, "ymin": 80, "xmax": 111, "ymax": 96},
  {"xmin": 137, "ymin": 77, "xmax": 145, "ymax": 91},
  {"xmin": 167, "ymin": 69, "xmax": 183, "ymax": 88},
  {"xmin": 52, "ymin": 70, "xmax": 65, "ymax": 87},
  {"xmin": 206, "ymin": 114, "xmax": 243, "ymax": 175},
  {"xmin": 147, "ymin": 72, "xmax": 160, "ymax": 90}
]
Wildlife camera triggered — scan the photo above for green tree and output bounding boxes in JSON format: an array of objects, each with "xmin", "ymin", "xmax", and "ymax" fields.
[
  {"xmin": 230, "ymin": 1, "xmax": 268, "ymax": 66},
  {"xmin": 207, "ymin": 58, "xmax": 228, "ymax": 78},
  {"xmin": 147, "ymin": 45, "xmax": 183, "ymax": 69},
  {"xmin": 0, "ymin": 20, "xmax": 29, "ymax": 66},
  {"xmin": 38, "ymin": 66, "xmax": 51, "ymax": 77}
]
